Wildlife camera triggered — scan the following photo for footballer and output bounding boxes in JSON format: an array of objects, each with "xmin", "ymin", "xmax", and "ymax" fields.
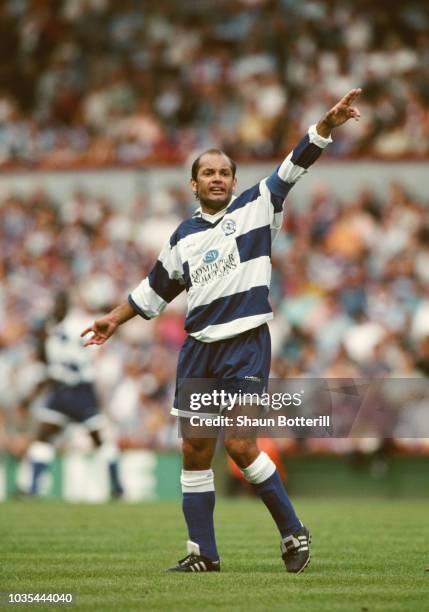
[
  {"xmin": 82, "ymin": 89, "xmax": 361, "ymax": 573},
  {"xmin": 23, "ymin": 291, "xmax": 123, "ymax": 498}
]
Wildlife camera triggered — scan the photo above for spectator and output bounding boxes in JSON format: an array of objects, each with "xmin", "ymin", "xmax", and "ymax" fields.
[{"xmin": 0, "ymin": 1, "xmax": 427, "ymax": 168}]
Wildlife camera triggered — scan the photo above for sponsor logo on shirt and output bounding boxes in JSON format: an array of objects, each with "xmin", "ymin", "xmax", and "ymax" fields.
[
  {"xmin": 191, "ymin": 252, "xmax": 238, "ymax": 287},
  {"xmin": 202, "ymin": 249, "xmax": 219, "ymax": 264}
]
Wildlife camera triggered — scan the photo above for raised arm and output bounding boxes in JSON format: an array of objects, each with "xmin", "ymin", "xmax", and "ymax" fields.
[{"xmin": 265, "ymin": 88, "xmax": 362, "ymax": 211}]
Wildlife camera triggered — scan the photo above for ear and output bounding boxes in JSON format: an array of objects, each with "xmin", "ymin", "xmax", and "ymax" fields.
[
  {"xmin": 190, "ymin": 177, "xmax": 197, "ymax": 195},
  {"xmin": 232, "ymin": 176, "xmax": 237, "ymax": 191}
]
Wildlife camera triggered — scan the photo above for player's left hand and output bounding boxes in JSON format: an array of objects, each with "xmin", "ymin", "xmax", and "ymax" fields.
[{"xmin": 322, "ymin": 88, "xmax": 362, "ymax": 129}]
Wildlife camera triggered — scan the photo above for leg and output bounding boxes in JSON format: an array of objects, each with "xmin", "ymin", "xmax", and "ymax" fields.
[
  {"xmin": 180, "ymin": 435, "xmax": 219, "ymax": 561},
  {"xmin": 224, "ymin": 435, "xmax": 301, "ymax": 537},
  {"xmin": 224, "ymin": 428, "xmax": 310, "ymax": 573},
  {"xmin": 27, "ymin": 422, "xmax": 60, "ymax": 495},
  {"xmin": 169, "ymin": 336, "xmax": 221, "ymax": 571},
  {"xmin": 89, "ymin": 428, "xmax": 124, "ymax": 497},
  {"xmin": 82, "ymin": 380, "xmax": 123, "ymax": 498}
]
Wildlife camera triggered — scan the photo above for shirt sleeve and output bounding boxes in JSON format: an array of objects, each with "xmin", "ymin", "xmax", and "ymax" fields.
[
  {"xmin": 128, "ymin": 236, "xmax": 185, "ymax": 320},
  {"xmin": 265, "ymin": 123, "xmax": 333, "ymax": 213}
]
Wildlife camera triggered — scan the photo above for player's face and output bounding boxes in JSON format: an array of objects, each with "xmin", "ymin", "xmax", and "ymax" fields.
[{"xmin": 191, "ymin": 153, "xmax": 237, "ymax": 213}]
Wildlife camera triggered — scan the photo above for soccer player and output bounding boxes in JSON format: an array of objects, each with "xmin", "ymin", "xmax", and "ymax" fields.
[
  {"xmin": 23, "ymin": 291, "xmax": 124, "ymax": 498},
  {"xmin": 82, "ymin": 89, "xmax": 361, "ymax": 572}
]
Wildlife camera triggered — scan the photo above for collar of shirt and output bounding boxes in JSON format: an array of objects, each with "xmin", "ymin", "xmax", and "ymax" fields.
[{"xmin": 193, "ymin": 196, "xmax": 237, "ymax": 224}]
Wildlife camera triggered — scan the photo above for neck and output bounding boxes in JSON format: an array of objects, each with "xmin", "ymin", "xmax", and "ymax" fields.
[
  {"xmin": 201, "ymin": 206, "xmax": 225, "ymax": 216},
  {"xmin": 200, "ymin": 200, "xmax": 230, "ymax": 215}
]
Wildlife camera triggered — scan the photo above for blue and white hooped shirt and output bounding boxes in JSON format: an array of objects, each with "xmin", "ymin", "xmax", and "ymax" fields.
[{"xmin": 129, "ymin": 124, "xmax": 332, "ymax": 342}]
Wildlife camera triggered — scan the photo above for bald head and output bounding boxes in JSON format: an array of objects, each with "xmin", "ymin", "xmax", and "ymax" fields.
[{"xmin": 191, "ymin": 149, "xmax": 236, "ymax": 182}]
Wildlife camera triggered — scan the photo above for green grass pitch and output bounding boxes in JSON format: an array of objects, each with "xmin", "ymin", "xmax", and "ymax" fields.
[{"xmin": 1, "ymin": 498, "xmax": 428, "ymax": 611}]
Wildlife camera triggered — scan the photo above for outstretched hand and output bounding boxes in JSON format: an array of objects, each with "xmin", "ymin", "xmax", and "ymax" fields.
[
  {"xmin": 80, "ymin": 316, "xmax": 118, "ymax": 346},
  {"xmin": 81, "ymin": 301, "xmax": 136, "ymax": 346},
  {"xmin": 326, "ymin": 88, "xmax": 362, "ymax": 127}
]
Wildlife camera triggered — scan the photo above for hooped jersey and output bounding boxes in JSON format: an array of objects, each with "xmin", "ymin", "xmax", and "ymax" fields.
[
  {"xmin": 129, "ymin": 125, "xmax": 332, "ymax": 342},
  {"xmin": 44, "ymin": 312, "xmax": 95, "ymax": 386}
]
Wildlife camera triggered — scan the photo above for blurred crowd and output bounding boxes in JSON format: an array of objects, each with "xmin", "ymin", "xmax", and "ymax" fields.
[
  {"xmin": 1, "ymin": 176, "xmax": 429, "ymax": 455},
  {"xmin": 0, "ymin": 0, "xmax": 428, "ymax": 168}
]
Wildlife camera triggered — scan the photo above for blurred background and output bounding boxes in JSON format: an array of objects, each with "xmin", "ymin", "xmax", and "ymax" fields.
[{"xmin": 1, "ymin": 0, "xmax": 429, "ymax": 501}]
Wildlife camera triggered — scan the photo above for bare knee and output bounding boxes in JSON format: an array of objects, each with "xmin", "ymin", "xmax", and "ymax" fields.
[
  {"xmin": 182, "ymin": 438, "xmax": 216, "ymax": 470},
  {"xmin": 224, "ymin": 437, "xmax": 259, "ymax": 469}
]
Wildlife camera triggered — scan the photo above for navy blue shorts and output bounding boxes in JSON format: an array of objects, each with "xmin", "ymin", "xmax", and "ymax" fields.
[
  {"xmin": 36, "ymin": 383, "xmax": 103, "ymax": 431},
  {"xmin": 172, "ymin": 323, "xmax": 271, "ymax": 418}
]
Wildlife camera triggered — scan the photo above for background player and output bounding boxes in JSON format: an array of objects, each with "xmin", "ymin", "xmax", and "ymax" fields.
[
  {"xmin": 22, "ymin": 291, "xmax": 123, "ymax": 498},
  {"xmin": 82, "ymin": 89, "xmax": 361, "ymax": 572}
]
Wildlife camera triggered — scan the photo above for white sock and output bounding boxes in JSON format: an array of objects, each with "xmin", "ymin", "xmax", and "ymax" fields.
[
  {"xmin": 241, "ymin": 451, "xmax": 276, "ymax": 484},
  {"xmin": 27, "ymin": 441, "xmax": 55, "ymax": 463},
  {"xmin": 180, "ymin": 469, "xmax": 215, "ymax": 493}
]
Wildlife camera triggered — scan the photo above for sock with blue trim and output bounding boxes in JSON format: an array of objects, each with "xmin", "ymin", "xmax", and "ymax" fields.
[
  {"xmin": 27, "ymin": 441, "xmax": 55, "ymax": 495},
  {"xmin": 181, "ymin": 469, "xmax": 219, "ymax": 561},
  {"xmin": 108, "ymin": 462, "xmax": 123, "ymax": 495},
  {"xmin": 242, "ymin": 451, "xmax": 301, "ymax": 537},
  {"xmin": 96, "ymin": 442, "xmax": 124, "ymax": 496}
]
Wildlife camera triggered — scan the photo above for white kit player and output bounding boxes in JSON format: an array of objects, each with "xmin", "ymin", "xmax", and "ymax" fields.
[{"xmin": 24, "ymin": 291, "xmax": 123, "ymax": 498}]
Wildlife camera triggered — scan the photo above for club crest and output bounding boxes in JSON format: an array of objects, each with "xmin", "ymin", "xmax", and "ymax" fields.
[{"xmin": 221, "ymin": 218, "xmax": 236, "ymax": 235}]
